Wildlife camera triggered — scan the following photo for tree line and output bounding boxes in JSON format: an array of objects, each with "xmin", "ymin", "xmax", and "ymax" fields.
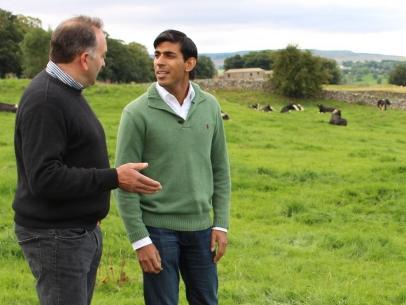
[
  {"xmin": 2, "ymin": 8, "xmax": 405, "ymax": 94},
  {"xmin": 224, "ymin": 46, "xmax": 406, "ymax": 96},
  {"xmin": 0, "ymin": 9, "xmax": 216, "ymax": 82},
  {"xmin": 341, "ymin": 60, "xmax": 406, "ymax": 86}
]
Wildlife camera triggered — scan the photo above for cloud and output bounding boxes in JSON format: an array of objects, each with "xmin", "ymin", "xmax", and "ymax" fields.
[{"xmin": 1, "ymin": 0, "xmax": 406, "ymax": 56}]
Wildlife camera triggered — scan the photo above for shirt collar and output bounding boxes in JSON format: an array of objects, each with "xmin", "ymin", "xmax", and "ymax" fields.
[
  {"xmin": 45, "ymin": 61, "xmax": 84, "ymax": 90},
  {"xmin": 155, "ymin": 82, "xmax": 195, "ymax": 105}
]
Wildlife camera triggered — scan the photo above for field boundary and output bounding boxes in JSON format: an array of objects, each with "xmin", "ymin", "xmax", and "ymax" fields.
[{"xmin": 195, "ymin": 79, "xmax": 406, "ymax": 109}]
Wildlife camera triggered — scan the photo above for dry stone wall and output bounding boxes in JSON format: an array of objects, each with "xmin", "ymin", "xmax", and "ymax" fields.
[
  {"xmin": 194, "ymin": 79, "xmax": 406, "ymax": 110},
  {"xmin": 320, "ymin": 90, "xmax": 406, "ymax": 110},
  {"xmin": 194, "ymin": 79, "xmax": 272, "ymax": 92}
]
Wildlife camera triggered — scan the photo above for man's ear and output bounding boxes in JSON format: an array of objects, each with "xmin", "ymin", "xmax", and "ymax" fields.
[
  {"xmin": 79, "ymin": 52, "xmax": 90, "ymax": 71},
  {"xmin": 185, "ymin": 57, "xmax": 197, "ymax": 73}
]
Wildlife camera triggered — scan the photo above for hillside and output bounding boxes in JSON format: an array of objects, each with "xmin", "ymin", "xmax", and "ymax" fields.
[{"xmin": 203, "ymin": 50, "xmax": 406, "ymax": 68}]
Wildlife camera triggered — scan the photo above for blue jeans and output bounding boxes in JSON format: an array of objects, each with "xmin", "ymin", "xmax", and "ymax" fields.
[
  {"xmin": 14, "ymin": 223, "xmax": 102, "ymax": 305},
  {"xmin": 144, "ymin": 227, "xmax": 218, "ymax": 305}
]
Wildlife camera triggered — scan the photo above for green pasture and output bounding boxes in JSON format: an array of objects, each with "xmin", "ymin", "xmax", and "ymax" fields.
[{"xmin": 1, "ymin": 79, "xmax": 406, "ymax": 305}]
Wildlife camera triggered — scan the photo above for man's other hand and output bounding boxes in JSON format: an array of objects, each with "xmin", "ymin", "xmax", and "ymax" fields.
[{"xmin": 136, "ymin": 243, "xmax": 162, "ymax": 274}]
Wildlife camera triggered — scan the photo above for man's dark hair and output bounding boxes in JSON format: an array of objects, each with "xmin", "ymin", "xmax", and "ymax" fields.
[
  {"xmin": 50, "ymin": 16, "xmax": 103, "ymax": 63},
  {"xmin": 153, "ymin": 29, "xmax": 198, "ymax": 80}
]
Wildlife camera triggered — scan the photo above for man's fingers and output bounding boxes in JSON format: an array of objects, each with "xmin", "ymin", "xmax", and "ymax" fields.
[
  {"xmin": 137, "ymin": 245, "xmax": 162, "ymax": 274},
  {"xmin": 214, "ymin": 245, "xmax": 225, "ymax": 263},
  {"xmin": 152, "ymin": 252, "xmax": 162, "ymax": 272},
  {"xmin": 210, "ymin": 234, "xmax": 216, "ymax": 252},
  {"xmin": 128, "ymin": 162, "xmax": 149, "ymax": 171},
  {"xmin": 135, "ymin": 172, "xmax": 162, "ymax": 188},
  {"xmin": 130, "ymin": 184, "xmax": 161, "ymax": 194}
]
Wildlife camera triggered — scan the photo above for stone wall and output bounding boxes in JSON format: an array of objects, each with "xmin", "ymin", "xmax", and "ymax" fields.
[
  {"xmin": 320, "ymin": 90, "xmax": 406, "ymax": 110},
  {"xmin": 194, "ymin": 79, "xmax": 272, "ymax": 92},
  {"xmin": 194, "ymin": 79, "xmax": 406, "ymax": 110}
]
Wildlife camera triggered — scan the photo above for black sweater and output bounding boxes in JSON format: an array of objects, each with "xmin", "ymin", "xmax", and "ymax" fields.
[{"xmin": 13, "ymin": 71, "xmax": 118, "ymax": 229}]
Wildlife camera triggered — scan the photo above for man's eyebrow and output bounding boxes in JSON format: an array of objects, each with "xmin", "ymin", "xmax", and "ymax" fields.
[{"xmin": 155, "ymin": 50, "xmax": 177, "ymax": 56}]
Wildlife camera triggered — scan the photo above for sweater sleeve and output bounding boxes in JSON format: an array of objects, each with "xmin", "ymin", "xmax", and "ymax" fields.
[
  {"xmin": 114, "ymin": 108, "xmax": 150, "ymax": 243},
  {"xmin": 20, "ymin": 103, "xmax": 118, "ymax": 199},
  {"xmin": 211, "ymin": 102, "xmax": 231, "ymax": 229}
]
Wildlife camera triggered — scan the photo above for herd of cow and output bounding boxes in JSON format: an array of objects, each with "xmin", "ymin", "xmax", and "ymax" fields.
[
  {"xmin": 245, "ymin": 102, "xmax": 348, "ymax": 126},
  {"xmin": 221, "ymin": 98, "xmax": 393, "ymax": 126},
  {"xmin": 1, "ymin": 98, "xmax": 393, "ymax": 127}
]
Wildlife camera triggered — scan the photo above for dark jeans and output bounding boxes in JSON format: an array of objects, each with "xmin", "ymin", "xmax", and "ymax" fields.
[
  {"xmin": 144, "ymin": 227, "xmax": 218, "ymax": 305},
  {"xmin": 15, "ymin": 223, "xmax": 102, "ymax": 305}
]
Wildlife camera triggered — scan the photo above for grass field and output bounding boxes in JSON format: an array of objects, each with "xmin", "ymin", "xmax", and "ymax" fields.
[{"xmin": 1, "ymin": 79, "xmax": 406, "ymax": 305}]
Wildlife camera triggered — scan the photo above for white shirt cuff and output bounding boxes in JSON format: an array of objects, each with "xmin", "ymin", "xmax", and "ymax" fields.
[
  {"xmin": 212, "ymin": 227, "xmax": 228, "ymax": 233},
  {"xmin": 132, "ymin": 236, "xmax": 152, "ymax": 250},
  {"xmin": 132, "ymin": 227, "xmax": 227, "ymax": 250}
]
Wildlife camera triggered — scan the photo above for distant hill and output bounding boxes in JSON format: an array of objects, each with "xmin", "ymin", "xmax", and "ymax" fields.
[
  {"xmin": 309, "ymin": 50, "xmax": 406, "ymax": 64},
  {"xmin": 202, "ymin": 50, "xmax": 406, "ymax": 68}
]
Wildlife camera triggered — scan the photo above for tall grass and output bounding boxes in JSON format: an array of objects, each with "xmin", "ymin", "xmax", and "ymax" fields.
[{"xmin": 1, "ymin": 79, "xmax": 406, "ymax": 305}]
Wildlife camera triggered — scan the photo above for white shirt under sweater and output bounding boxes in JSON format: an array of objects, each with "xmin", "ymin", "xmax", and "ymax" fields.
[{"xmin": 132, "ymin": 82, "xmax": 227, "ymax": 250}]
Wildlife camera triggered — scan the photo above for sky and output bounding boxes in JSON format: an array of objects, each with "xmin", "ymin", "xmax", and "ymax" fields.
[{"xmin": 2, "ymin": 0, "xmax": 406, "ymax": 56}]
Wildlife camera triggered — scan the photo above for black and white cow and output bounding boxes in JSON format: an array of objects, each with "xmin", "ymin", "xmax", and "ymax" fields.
[
  {"xmin": 377, "ymin": 99, "xmax": 391, "ymax": 111},
  {"xmin": 221, "ymin": 111, "xmax": 230, "ymax": 120},
  {"xmin": 280, "ymin": 103, "xmax": 304, "ymax": 113},
  {"xmin": 249, "ymin": 103, "xmax": 260, "ymax": 110},
  {"xmin": 261, "ymin": 104, "xmax": 274, "ymax": 112}
]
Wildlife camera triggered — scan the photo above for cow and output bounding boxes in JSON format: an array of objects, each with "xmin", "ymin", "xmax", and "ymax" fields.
[
  {"xmin": 221, "ymin": 111, "xmax": 230, "ymax": 120},
  {"xmin": 317, "ymin": 104, "xmax": 336, "ymax": 113},
  {"xmin": 377, "ymin": 99, "xmax": 391, "ymax": 111},
  {"xmin": 296, "ymin": 104, "xmax": 304, "ymax": 111},
  {"xmin": 249, "ymin": 103, "xmax": 260, "ymax": 110},
  {"xmin": 280, "ymin": 103, "xmax": 304, "ymax": 113},
  {"xmin": 260, "ymin": 104, "xmax": 274, "ymax": 112},
  {"xmin": 329, "ymin": 109, "xmax": 347, "ymax": 126},
  {"xmin": 0, "ymin": 102, "xmax": 18, "ymax": 113}
]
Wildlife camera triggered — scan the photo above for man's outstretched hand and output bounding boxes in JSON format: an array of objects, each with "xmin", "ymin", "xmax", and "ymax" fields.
[{"xmin": 117, "ymin": 163, "xmax": 161, "ymax": 194}]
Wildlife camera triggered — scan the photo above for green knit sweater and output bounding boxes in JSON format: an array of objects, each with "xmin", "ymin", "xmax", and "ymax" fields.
[{"xmin": 114, "ymin": 83, "xmax": 231, "ymax": 243}]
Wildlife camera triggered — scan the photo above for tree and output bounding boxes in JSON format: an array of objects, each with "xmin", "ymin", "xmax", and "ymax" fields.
[
  {"xmin": 224, "ymin": 51, "xmax": 273, "ymax": 70},
  {"xmin": 196, "ymin": 55, "xmax": 216, "ymax": 79},
  {"xmin": 271, "ymin": 45, "xmax": 325, "ymax": 98},
  {"xmin": 388, "ymin": 63, "xmax": 406, "ymax": 86},
  {"xmin": 0, "ymin": 9, "xmax": 24, "ymax": 77},
  {"xmin": 319, "ymin": 58, "xmax": 341, "ymax": 84},
  {"xmin": 127, "ymin": 42, "xmax": 154, "ymax": 82},
  {"xmin": 20, "ymin": 28, "xmax": 51, "ymax": 78},
  {"xmin": 243, "ymin": 50, "xmax": 273, "ymax": 70},
  {"xmin": 98, "ymin": 37, "xmax": 153, "ymax": 83},
  {"xmin": 224, "ymin": 54, "xmax": 244, "ymax": 70}
]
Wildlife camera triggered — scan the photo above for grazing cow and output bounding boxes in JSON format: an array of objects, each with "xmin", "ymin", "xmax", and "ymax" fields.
[
  {"xmin": 296, "ymin": 104, "xmax": 304, "ymax": 111},
  {"xmin": 280, "ymin": 103, "xmax": 304, "ymax": 113},
  {"xmin": 377, "ymin": 99, "xmax": 391, "ymax": 111},
  {"xmin": 317, "ymin": 104, "xmax": 336, "ymax": 113},
  {"xmin": 0, "ymin": 102, "xmax": 18, "ymax": 113},
  {"xmin": 261, "ymin": 104, "xmax": 274, "ymax": 112},
  {"xmin": 329, "ymin": 109, "xmax": 347, "ymax": 126},
  {"xmin": 221, "ymin": 111, "xmax": 230, "ymax": 120},
  {"xmin": 249, "ymin": 103, "xmax": 260, "ymax": 110}
]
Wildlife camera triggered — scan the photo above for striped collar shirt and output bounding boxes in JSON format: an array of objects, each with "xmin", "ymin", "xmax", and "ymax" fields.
[
  {"xmin": 45, "ymin": 61, "xmax": 84, "ymax": 90},
  {"xmin": 156, "ymin": 82, "xmax": 195, "ymax": 120}
]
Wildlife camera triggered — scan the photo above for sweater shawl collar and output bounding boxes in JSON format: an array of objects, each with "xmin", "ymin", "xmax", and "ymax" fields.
[{"xmin": 147, "ymin": 82, "xmax": 206, "ymax": 120}]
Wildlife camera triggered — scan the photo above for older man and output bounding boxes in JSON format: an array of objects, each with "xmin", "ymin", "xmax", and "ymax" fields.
[{"xmin": 13, "ymin": 16, "xmax": 161, "ymax": 305}]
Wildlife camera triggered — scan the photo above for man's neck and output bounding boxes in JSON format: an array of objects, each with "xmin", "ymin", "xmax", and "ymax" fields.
[
  {"xmin": 57, "ymin": 62, "xmax": 87, "ymax": 87},
  {"xmin": 165, "ymin": 81, "xmax": 190, "ymax": 105}
]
